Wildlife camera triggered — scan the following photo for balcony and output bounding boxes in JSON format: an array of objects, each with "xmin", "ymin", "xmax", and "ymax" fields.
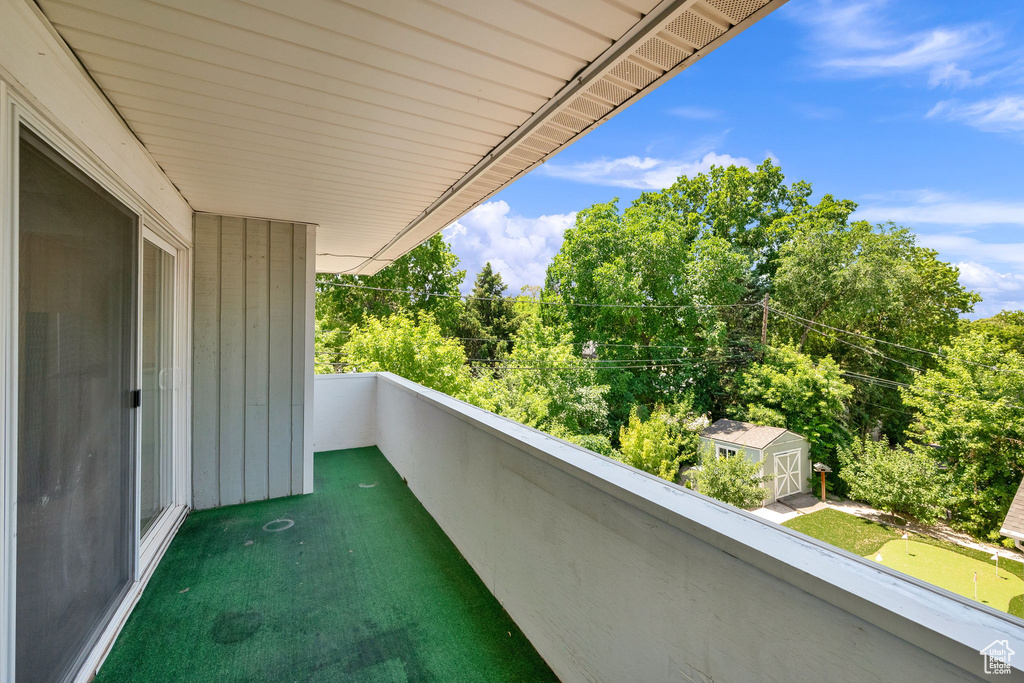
[
  {"xmin": 99, "ymin": 372, "xmax": 1024, "ymax": 681},
  {"xmin": 97, "ymin": 446, "xmax": 555, "ymax": 682}
]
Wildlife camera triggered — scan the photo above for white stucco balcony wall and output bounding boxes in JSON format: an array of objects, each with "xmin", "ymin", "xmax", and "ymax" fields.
[{"xmin": 314, "ymin": 372, "xmax": 1023, "ymax": 682}]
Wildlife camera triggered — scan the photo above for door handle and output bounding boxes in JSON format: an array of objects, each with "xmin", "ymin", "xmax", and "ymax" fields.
[{"xmin": 130, "ymin": 389, "xmax": 142, "ymax": 409}]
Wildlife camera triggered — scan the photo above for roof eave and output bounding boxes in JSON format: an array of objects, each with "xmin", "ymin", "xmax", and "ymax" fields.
[{"xmin": 351, "ymin": 0, "xmax": 791, "ymax": 275}]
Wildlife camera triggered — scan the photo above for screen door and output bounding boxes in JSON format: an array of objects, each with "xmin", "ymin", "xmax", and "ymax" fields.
[{"xmin": 16, "ymin": 128, "xmax": 137, "ymax": 683}]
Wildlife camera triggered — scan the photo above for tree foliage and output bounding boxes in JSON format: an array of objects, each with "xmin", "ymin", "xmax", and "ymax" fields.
[
  {"xmin": 692, "ymin": 445, "xmax": 774, "ymax": 509},
  {"xmin": 838, "ymin": 437, "xmax": 948, "ymax": 523},
  {"xmin": 731, "ymin": 345, "xmax": 854, "ymax": 471},
  {"xmin": 901, "ymin": 331, "xmax": 1024, "ymax": 537},
  {"xmin": 458, "ymin": 262, "xmax": 519, "ymax": 362},
  {"xmin": 316, "ymin": 235, "xmax": 465, "ymax": 341},
  {"xmin": 473, "ymin": 308, "xmax": 610, "ymax": 440},
  {"xmin": 614, "ymin": 406, "xmax": 684, "ymax": 481},
  {"xmin": 772, "ymin": 205, "xmax": 978, "ymax": 440},
  {"xmin": 311, "ymin": 159, "xmax": 1018, "ymax": 545},
  {"xmin": 971, "ymin": 310, "xmax": 1024, "ymax": 355},
  {"xmin": 314, "ymin": 316, "xmax": 346, "ymax": 375},
  {"xmin": 544, "ymin": 160, "xmax": 803, "ymax": 428},
  {"xmin": 339, "ymin": 313, "xmax": 472, "ymax": 399}
]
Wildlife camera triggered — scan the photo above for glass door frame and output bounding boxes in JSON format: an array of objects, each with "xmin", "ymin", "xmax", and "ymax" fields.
[
  {"xmin": 1, "ymin": 86, "xmax": 193, "ymax": 682},
  {"xmin": 137, "ymin": 227, "xmax": 184, "ymax": 570}
]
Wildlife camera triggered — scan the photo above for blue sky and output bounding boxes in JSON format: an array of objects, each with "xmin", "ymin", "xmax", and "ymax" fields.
[{"xmin": 443, "ymin": 0, "xmax": 1024, "ymax": 319}]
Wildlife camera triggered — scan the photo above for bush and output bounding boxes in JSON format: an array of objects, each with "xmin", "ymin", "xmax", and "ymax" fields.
[
  {"xmin": 560, "ymin": 431, "xmax": 619, "ymax": 459},
  {"xmin": 340, "ymin": 312, "xmax": 472, "ymax": 398},
  {"xmin": 837, "ymin": 437, "xmax": 947, "ymax": 523},
  {"xmin": 731, "ymin": 345, "xmax": 854, "ymax": 474},
  {"xmin": 614, "ymin": 407, "xmax": 683, "ymax": 481},
  {"xmin": 691, "ymin": 445, "xmax": 774, "ymax": 509}
]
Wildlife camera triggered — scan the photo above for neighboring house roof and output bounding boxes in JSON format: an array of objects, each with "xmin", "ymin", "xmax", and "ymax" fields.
[
  {"xmin": 1000, "ymin": 479, "xmax": 1024, "ymax": 541},
  {"xmin": 700, "ymin": 419, "xmax": 798, "ymax": 450}
]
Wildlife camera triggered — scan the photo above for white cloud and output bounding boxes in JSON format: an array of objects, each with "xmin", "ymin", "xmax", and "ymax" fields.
[
  {"xmin": 927, "ymin": 95, "xmax": 1024, "ymax": 132},
  {"xmin": 443, "ymin": 201, "xmax": 575, "ymax": 292},
  {"xmin": 955, "ymin": 261, "xmax": 1024, "ymax": 316},
  {"xmin": 668, "ymin": 105, "xmax": 723, "ymax": 120},
  {"xmin": 855, "ymin": 192, "xmax": 1024, "ymax": 227},
  {"xmin": 918, "ymin": 235, "xmax": 1024, "ymax": 268},
  {"xmin": 790, "ymin": 1, "xmax": 998, "ymax": 85},
  {"xmin": 928, "ymin": 63, "xmax": 977, "ymax": 88},
  {"xmin": 853, "ymin": 192, "xmax": 1024, "ymax": 315},
  {"xmin": 538, "ymin": 151, "xmax": 756, "ymax": 190}
]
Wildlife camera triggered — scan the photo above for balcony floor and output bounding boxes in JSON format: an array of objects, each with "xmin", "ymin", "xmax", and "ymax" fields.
[{"xmin": 97, "ymin": 447, "xmax": 557, "ymax": 682}]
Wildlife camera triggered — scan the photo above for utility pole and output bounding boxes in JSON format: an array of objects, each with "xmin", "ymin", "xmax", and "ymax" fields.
[{"xmin": 761, "ymin": 293, "xmax": 769, "ymax": 348}]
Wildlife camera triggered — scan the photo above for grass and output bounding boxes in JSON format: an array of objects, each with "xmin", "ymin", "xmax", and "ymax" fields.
[
  {"xmin": 96, "ymin": 447, "xmax": 557, "ymax": 682},
  {"xmin": 784, "ymin": 508, "xmax": 1024, "ymax": 618},
  {"xmin": 873, "ymin": 540, "xmax": 1024, "ymax": 612},
  {"xmin": 783, "ymin": 508, "xmax": 900, "ymax": 556}
]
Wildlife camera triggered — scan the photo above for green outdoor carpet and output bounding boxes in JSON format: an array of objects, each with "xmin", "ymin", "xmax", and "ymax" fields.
[{"xmin": 96, "ymin": 448, "xmax": 558, "ymax": 683}]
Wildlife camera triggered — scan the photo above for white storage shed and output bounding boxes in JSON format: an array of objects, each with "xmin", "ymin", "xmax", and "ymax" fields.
[{"xmin": 699, "ymin": 419, "xmax": 811, "ymax": 503}]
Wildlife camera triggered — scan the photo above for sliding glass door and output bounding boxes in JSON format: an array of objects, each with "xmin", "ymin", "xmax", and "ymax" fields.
[
  {"xmin": 16, "ymin": 128, "xmax": 137, "ymax": 683},
  {"xmin": 140, "ymin": 237, "xmax": 175, "ymax": 537}
]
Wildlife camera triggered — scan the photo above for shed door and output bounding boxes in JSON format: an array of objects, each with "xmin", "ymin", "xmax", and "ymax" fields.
[{"xmin": 774, "ymin": 449, "xmax": 802, "ymax": 499}]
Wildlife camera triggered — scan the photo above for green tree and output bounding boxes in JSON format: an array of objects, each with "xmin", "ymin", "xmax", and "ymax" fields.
[
  {"xmin": 838, "ymin": 437, "xmax": 948, "ymax": 523},
  {"xmin": 614, "ymin": 406, "xmax": 684, "ymax": 481},
  {"xmin": 731, "ymin": 345, "xmax": 854, "ymax": 474},
  {"xmin": 340, "ymin": 312, "xmax": 472, "ymax": 399},
  {"xmin": 474, "ymin": 309, "xmax": 610, "ymax": 441},
  {"xmin": 316, "ymin": 234, "xmax": 466, "ymax": 339},
  {"xmin": 314, "ymin": 316, "xmax": 346, "ymax": 374},
  {"xmin": 972, "ymin": 310, "xmax": 1024, "ymax": 354},
  {"xmin": 544, "ymin": 163, "xmax": 806, "ymax": 428},
  {"xmin": 459, "ymin": 262, "xmax": 519, "ymax": 362},
  {"xmin": 772, "ymin": 205, "xmax": 978, "ymax": 440},
  {"xmin": 901, "ymin": 331, "xmax": 1024, "ymax": 537},
  {"xmin": 692, "ymin": 445, "xmax": 774, "ymax": 509}
]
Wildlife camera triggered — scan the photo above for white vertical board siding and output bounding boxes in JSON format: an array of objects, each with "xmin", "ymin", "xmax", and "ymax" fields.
[{"xmin": 192, "ymin": 214, "xmax": 314, "ymax": 510}]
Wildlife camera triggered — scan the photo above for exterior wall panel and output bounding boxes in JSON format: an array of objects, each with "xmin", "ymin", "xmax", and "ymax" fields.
[{"xmin": 192, "ymin": 214, "xmax": 314, "ymax": 509}]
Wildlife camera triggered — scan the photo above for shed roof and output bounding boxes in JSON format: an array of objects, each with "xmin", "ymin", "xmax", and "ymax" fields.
[
  {"xmin": 1000, "ymin": 479, "xmax": 1024, "ymax": 541},
  {"xmin": 700, "ymin": 419, "xmax": 796, "ymax": 450}
]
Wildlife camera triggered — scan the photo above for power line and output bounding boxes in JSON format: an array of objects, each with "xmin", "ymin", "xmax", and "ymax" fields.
[
  {"xmin": 467, "ymin": 357, "xmax": 754, "ymax": 371},
  {"xmin": 769, "ymin": 306, "xmax": 1022, "ymax": 375},
  {"xmin": 320, "ymin": 281, "xmax": 760, "ymax": 311},
  {"xmin": 467, "ymin": 354, "xmax": 754, "ymax": 366},
  {"xmin": 326, "ymin": 329, "xmax": 753, "ymax": 351},
  {"xmin": 771, "ymin": 310, "xmax": 925, "ymax": 373},
  {"xmin": 315, "ymin": 356, "xmax": 757, "ymax": 370},
  {"xmin": 840, "ymin": 370, "xmax": 1024, "ymax": 411},
  {"xmin": 316, "ymin": 351, "xmax": 753, "ymax": 365}
]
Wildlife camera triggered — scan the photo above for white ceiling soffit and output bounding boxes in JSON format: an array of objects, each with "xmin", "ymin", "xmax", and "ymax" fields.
[{"xmin": 36, "ymin": 0, "xmax": 787, "ymax": 275}]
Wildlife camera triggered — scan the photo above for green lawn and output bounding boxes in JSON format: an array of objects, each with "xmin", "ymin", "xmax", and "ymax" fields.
[
  {"xmin": 783, "ymin": 508, "xmax": 900, "ymax": 555},
  {"xmin": 874, "ymin": 540, "xmax": 1024, "ymax": 612},
  {"xmin": 783, "ymin": 508, "xmax": 1024, "ymax": 617}
]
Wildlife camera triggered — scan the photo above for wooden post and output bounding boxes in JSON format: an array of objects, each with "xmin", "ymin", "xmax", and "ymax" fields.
[
  {"xmin": 820, "ymin": 469, "xmax": 827, "ymax": 502},
  {"xmin": 761, "ymin": 293, "xmax": 769, "ymax": 347}
]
